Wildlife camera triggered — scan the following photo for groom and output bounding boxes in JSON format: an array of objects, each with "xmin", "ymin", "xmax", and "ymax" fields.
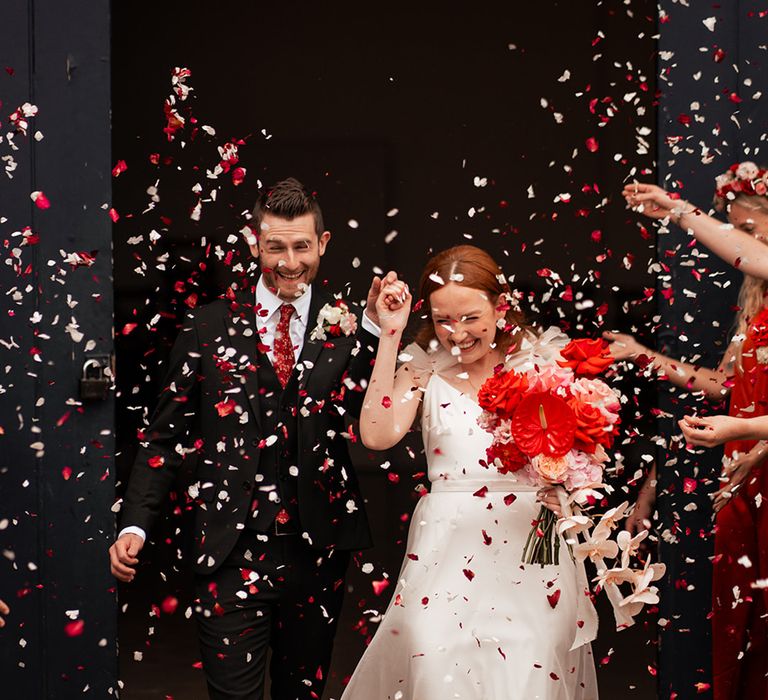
[{"xmin": 110, "ymin": 177, "xmax": 392, "ymax": 699}]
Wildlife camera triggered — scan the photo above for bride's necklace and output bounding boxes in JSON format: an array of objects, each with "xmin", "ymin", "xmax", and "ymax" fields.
[{"xmin": 458, "ymin": 353, "xmax": 500, "ymax": 394}]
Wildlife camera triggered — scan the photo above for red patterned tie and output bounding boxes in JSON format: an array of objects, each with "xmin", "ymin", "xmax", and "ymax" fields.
[{"xmin": 273, "ymin": 304, "xmax": 295, "ymax": 388}]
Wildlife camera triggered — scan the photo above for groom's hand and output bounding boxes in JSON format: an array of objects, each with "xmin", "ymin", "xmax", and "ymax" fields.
[
  {"xmin": 109, "ymin": 533, "xmax": 144, "ymax": 583},
  {"xmin": 365, "ymin": 270, "xmax": 399, "ymax": 327}
]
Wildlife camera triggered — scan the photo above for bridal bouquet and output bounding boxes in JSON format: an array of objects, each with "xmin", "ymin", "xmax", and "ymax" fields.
[
  {"xmin": 478, "ymin": 331, "xmax": 665, "ymax": 629},
  {"xmin": 478, "ymin": 336, "xmax": 619, "ymax": 565}
]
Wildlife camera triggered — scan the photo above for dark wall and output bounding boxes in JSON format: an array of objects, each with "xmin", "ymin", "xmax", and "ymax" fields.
[
  {"xmin": 0, "ymin": 0, "xmax": 116, "ymax": 697},
  {"xmin": 110, "ymin": 2, "xmax": 660, "ymax": 698}
]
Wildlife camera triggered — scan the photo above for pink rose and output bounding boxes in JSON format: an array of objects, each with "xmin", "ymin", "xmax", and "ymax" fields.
[{"xmin": 570, "ymin": 378, "xmax": 621, "ymax": 424}]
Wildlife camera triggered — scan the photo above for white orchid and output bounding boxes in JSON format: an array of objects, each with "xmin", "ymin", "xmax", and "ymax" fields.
[
  {"xmin": 557, "ymin": 514, "xmax": 593, "ymax": 541},
  {"xmin": 573, "ymin": 533, "xmax": 619, "ymax": 563},
  {"xmin": 592, "ymin": 562, "xmax": 635, "ymax": 590},
  {"xmin": 592, "ymin": 501, "xmax": 630, "ymax": 541},
  {"xmin": 616, "ymin": 529, "xmax": 648, "ymax": 567},
  {"xmin": 618, "ymin": 560, "xmax": 666, "ymax": 618}
]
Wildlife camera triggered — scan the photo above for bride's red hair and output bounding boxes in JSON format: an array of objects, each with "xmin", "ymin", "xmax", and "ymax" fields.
[{"xmin": 413, "ymin": 245, "xmax": 531, "ymax": 354}]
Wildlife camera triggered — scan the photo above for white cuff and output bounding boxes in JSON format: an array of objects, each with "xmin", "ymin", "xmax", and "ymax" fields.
[
  {"xmin": 362, "ymin": 309, "xmax": 382, "ymax": 338},
  {"xmin": 118, "ymin": 526, "xmax": 147, "ymax": 542}
]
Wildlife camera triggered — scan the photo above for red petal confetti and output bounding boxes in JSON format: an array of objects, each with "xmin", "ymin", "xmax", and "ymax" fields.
[
  {"xmin": 503, "ymin": 493, "xmax": 517, "ymax": 506},
  {"xmin": 161, "ymin": 596, "xmax": 179, "ymax": 614},
  {"xmin": 231, "ymin": 166, "xmax": 246, "ymax": 186},
  {"xmin": 547, "ymin": 589, "xmax": 561, "ymax": 608},
  {"xmin": 473, "ymin": 485, "xmax": 488, "ymax": 497},
  {"xmin": 585, "ymin": 137, "xmax": 599, "ymax": 152},
  {"xmin": 61, "ymin": 466, "xmax": 72, "ymax": 480},
  {"xmin": 147, "ymin": 455, "xmax": 164, "ymax": 469},
  {"xmin": 31, "ymin": 191, "xmax": 50, "ymax": 209},
  {"xmin": 381, "ymin": 396, "xmax": 392, "ymax": 408},
  {"xmin": 215, "ymin": 399, "xmax": 236, "ymax": 417},
  {"xmin": 463, "ymin": 569, "xmax": 475, "ymax": 581},
  {"xmin": 372, "ymin": 579, "xmax": 389, "ymax": 596},
  {"xmin": 64, "ymin": 620, "xmax": 84, "ymax": 637},
  {"xmin": 111, "ymin": 159, "xmax": 128, "ymax": 177}
]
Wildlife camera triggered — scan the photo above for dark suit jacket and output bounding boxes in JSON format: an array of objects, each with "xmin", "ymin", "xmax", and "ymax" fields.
[{"xmin": 120, "ymin": 284, "xmax": 376, "ymax": 573}]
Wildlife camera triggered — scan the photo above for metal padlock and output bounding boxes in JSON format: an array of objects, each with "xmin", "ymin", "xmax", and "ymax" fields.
[{"xmin": 80, "ymin": 356, "xmax": 112, "ymax": 401}]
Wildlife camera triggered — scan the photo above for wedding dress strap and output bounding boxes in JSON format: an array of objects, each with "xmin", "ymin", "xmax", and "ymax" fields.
[{"xmin": 430, "ymin": 479, "xmax": 539, "ymax": 493}]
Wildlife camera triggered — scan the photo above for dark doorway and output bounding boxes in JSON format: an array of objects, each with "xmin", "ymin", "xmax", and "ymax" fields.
[{"xmin": 111, "ymin": 2, "xmax": 658, "ymax": 698}]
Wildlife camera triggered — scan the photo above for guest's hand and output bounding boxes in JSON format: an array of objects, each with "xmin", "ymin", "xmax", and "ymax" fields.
[
  {"xmin": 624, "ymin": 498, "xmax": 653, "ymax": 536},
  {"xmin": 365, "ymin": 271, "xmax": 399, "ymax": 328},
  {"xmin": 375, "ymin": 280, "xmax": 411, "ymax": 335},
  {"xmin": 0, "ymin": 598, "xmax": 9, "ymax": 628},
  {"xmin": 602, "ymin": 331, "xmax": 647, "ymax": 362},
  {"xmin": 622, "ymin": 182, "xmax": 691, "ymax": 221},
  {"xmin": 109, "ymin": 533, "xmax": 144, "ymax": 583},
  {"xmin": 713, "ymin": 445, "xmax": 765, "ymax": 513},
  {"xmin": 679, "ymin": 414, "xmax": 744, "ymax": 448}
]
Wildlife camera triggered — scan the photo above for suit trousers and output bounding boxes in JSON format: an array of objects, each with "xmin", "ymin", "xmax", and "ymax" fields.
[{"xmin": 193, "ymin": 530, "xmax": 350, "ymax": 700}]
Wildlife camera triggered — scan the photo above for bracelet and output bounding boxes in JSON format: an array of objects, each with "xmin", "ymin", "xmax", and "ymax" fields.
[{"xmin": 670, "ymin": 202, "xmax": 696, "ymax": 226}]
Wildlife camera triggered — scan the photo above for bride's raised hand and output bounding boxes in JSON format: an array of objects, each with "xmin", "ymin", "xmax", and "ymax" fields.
[
  {"xmin": 602, "ymin": 331, "xmax": 648, "ymax": 362},
  {"xmin": 376, "ymin": 280, "xmax": 412, "ymax": 335},
  {"xmin": 622, "ymin": 182, "xmax": 691, "ymax": 221}
]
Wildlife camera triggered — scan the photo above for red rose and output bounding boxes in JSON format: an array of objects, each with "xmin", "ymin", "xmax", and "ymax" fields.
[
  {"xmin": 487, "ymin": 441, "xmax": 528, "ymax": 474},
  {"xmin": 557, "ymin": 338, "xmax": 613, "ymax": 377},
  {"xmin": 567, "ymin": 397, "xmax": 615, "ymax": 453},
  {"xmin": 478, "ymin": 370, "xmax": 530, "ymax": 419}
]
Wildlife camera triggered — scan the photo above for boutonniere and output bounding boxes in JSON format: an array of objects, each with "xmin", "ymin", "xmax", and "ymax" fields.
[{"xmin": 310, "ymin": 300, "xmax": 358, "ymax": 341}]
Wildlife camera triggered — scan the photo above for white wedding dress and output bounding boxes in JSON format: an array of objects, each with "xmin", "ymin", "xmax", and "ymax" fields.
[{"xmin": 342, "ymin": 341, "xmax": 599, "ymax": 700}]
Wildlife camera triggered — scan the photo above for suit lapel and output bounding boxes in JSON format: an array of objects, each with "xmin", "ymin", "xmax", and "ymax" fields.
[
  {"xmin": 296, "ymin": 288, "xmax": 330, "ymax": 391},
  {"xmin": 223, "ymin": 289, "xmax": 264, "ymax": 432}
]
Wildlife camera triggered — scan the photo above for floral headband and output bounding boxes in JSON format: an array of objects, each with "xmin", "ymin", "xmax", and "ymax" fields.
[{"xmin": 714, "ymin": 161, "xmax": 768, "ymax": 210}]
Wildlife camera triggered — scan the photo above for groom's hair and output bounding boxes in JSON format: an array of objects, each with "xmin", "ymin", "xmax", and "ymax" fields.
[{"xmin": 252, "ymin": 177, "xmax": 325, "ymax": 238}]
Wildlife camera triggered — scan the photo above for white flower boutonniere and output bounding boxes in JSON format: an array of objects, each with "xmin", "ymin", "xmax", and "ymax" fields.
[{"xmin": 310, "ymin": 300, "xmax": 358, "ymax": 341}]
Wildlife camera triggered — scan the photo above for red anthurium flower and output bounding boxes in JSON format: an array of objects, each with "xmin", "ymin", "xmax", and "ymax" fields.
[{"xmin": 511, "ymin": 392, "xmax": 576, "ymax": 457}]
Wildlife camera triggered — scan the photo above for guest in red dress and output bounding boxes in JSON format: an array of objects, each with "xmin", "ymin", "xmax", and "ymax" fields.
[{"xmin": 607, "ymin": 163, "xmax": 768, "ymax": 699}]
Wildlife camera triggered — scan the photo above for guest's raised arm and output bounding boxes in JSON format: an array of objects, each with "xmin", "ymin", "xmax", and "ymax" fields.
[{"xmin": 623, "ymin": 164, "xmax": 768, "ymax": 280}]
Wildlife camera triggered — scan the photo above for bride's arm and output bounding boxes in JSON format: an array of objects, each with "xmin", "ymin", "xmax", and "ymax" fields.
[
  {"xmin": 359, "ymin": 282, "xmax": 422, "ymax": 451},
  {"xmin": 622, "ymin": 182, "xmax": 768, "ymax": 280}
]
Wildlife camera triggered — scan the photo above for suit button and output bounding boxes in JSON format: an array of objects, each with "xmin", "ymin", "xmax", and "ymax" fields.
[
  {"xmin": 242, "ymin": 481, "xmax": 253, "ymax": 492},
  {"xmin": 252, "ymin": 439, "xmax": 259, "ymax": 446}
]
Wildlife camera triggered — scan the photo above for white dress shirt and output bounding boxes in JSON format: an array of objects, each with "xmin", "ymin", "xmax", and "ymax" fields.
[
  {"xmin": 119, "ymin": 276, "xmax": 381, "ymax": 543},
  {"xmin": 255, "ymin": 275, "xmax": 313, "ymax": 363},
  {"xmin": 255, "ymin": 275, "xmax": 381, "ymax": 360}
]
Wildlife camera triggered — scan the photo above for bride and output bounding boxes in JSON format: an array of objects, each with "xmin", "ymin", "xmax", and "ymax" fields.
[{"xmin": 342, "ymin": 245, "xmax": 598, "ymax": 699}]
